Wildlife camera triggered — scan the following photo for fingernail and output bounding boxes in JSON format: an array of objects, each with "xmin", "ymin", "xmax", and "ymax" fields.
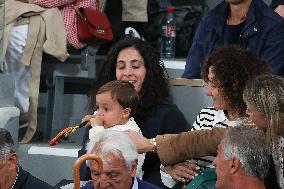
[
  {"xmin": 195, "ymin": 173, "xmax": 198, "ymax": 177},
  {"xmin": 196, "ymin": 166, "xmax": 200, "ymax": 170}
]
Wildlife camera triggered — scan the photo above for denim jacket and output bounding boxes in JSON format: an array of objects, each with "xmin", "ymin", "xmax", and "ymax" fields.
[{"xmin": 183, "ymin": 0, "xmax": 284, "ymax": 78}]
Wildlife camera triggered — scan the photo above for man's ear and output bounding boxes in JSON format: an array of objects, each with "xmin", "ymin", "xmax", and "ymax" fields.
[
  {"xmin": 123, "ymin": 108, "xmax": 131, "ymax": 119},
  {"xmin": 7, "ymin": 153, "xmax": 18, "ymax": 169},
  {"xmin": 229, "ymin": 157, "xmax": 241, "ymax": 174},
  {"xmin": 129, "ymin": 159, "xmax": 138, "ymax": 177}
]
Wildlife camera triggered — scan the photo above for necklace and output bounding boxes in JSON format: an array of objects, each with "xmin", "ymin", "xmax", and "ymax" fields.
[{"xmin": 10, "ymin": 166, "xmax": 19, "ymax": 189}]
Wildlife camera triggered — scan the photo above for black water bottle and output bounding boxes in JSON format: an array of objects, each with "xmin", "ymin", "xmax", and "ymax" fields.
[{"xmin": 161, "ymin": 7, "xmax": 176, "ymax": 59}]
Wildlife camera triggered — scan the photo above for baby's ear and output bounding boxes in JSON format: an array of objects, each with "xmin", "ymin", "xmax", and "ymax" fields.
[{"xmin": 123, "ymin": 108, "xmax": 131, "ymax": 118}]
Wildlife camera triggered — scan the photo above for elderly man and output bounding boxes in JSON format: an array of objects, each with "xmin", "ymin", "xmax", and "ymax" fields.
[
  {"xmin": 213, "ymin": 125, "xmax": 270, "ymax": 189},
  {"xmin": 82, "ymin": 130, "xmax": 160, "ymax": 189},
  {"xmin": 0, "ymin": 128, "xmax": 53, "ymax": 189},
  {"xmin": 182, "ymin": 0, "xmax": 284, "ymax": 79}
]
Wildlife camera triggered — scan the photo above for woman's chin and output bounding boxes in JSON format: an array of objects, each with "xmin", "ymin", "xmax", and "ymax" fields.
[{"xmin": 134, "ymin": 85, "xmax": 141, "ymax": 92}]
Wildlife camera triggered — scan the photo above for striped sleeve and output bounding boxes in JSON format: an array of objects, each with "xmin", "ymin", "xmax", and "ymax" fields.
[{"xmin": 192, "ymin": 107, "xmax": 219, "ymax": 130}]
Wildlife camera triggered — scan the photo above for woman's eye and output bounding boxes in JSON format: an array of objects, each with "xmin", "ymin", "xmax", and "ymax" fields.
[
  {"xmin": 104, "ymin": 108, "xmax": 109, "ymax": 111},
  {"xmin": 117, "ymin": 66, "xmax": 125, "ymax": 70}
]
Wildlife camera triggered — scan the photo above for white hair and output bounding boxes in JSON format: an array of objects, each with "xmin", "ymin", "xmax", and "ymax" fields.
[
  {"xmin": 223, "ymin": 125, "xmax": 271, "ymax": 180},
  {"xmin": 0, "ymin": 128, "xmax": 15, "ymax": 160},
  {"xmin": 86, "ymin": 130, "xmax": 138, "ymax": 171}
]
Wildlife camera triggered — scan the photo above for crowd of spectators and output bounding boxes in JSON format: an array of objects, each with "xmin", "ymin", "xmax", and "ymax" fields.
[{"xmin": 0, "ymin": 0, "xmax": 284, "ymax": 189}]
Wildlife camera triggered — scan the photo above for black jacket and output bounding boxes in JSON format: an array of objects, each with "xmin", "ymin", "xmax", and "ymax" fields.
[
  {"xmin": 14, "ymin": 166, "xmax": 53, "ymax": 189},
  {"xmin": 271, "ymin": 0, "xmax": 284, "ymax": 8}
]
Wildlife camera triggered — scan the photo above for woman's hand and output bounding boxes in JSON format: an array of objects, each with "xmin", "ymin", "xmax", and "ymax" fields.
[
  {"xmin": 163, "ymin": 161, "xmax": 199, "ymax": 182},
  {"xmin": 125, "ymin": 130, "xmax": 153, "ymax": 153}
]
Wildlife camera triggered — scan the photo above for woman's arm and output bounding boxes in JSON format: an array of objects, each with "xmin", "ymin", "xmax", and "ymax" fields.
[
  {"xmin": 126, "ymin": 127, "xmax": 226, "ymax": 165},
  {"xmin": 156, "ymin": 127, "xmax": 225, "ymax": 165}
]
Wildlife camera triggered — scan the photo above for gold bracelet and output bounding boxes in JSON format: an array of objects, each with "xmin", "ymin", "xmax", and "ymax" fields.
[{"xmin": 149, "ymin": 138, "xmax": 157, "ymax": 153}]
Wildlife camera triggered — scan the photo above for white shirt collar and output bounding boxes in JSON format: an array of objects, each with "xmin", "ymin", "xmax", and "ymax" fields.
[{"xmin": 132, "ymin": 177, "xmax": 139, "ymax": 189}]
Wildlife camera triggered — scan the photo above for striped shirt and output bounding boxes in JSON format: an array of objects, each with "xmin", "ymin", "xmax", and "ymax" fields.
[{"xmin": 192, "ymin": 107, "xmax": 238, "ymax": 130}]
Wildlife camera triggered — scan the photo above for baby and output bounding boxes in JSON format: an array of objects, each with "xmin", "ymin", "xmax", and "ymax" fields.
[{"xmin": 84, "ymin": 80, "xmax": 145, "ymax": 179}]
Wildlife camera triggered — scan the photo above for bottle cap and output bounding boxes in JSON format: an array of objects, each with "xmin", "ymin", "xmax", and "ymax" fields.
[{"xmin": 166, "ymin": 7, "xmax": 174, "ymax": 13}]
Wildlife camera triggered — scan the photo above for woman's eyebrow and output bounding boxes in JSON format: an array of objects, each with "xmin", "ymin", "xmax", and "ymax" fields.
[
  {"xmin": 116, "ymin": 60, "xmax": 125, "ymax": 63},
  {"xmin": 130, "ymin": 59, "xmax": 143, "ymax": 63}
]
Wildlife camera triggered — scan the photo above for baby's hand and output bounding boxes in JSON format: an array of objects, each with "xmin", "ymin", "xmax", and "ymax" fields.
[
  {"xmin": 89, "ymin": 115, "xmax": 104, "ymax": 126},
  {"xmin": 82, "ymin": 114, "xmax": 95, "ymax": 123}
]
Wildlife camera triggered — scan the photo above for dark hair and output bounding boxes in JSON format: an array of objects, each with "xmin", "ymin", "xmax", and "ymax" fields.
[
  {"xmin": 202, "ymin": 45, "xmax": 271, "ymax": 116},
  {"xmin": 0, "ymin": 128, "xmax": 15, "ymax": 159},
  {"xmin": 97, "ymin": 80, "xmax": 139, "ymax": 117},
  {"xmin": 90, "ymin": 37, "xmax": 169, "ymax": 117}
]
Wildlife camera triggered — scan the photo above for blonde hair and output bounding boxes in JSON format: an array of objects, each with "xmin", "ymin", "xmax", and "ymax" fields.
[{"xmin": 243, "ymin": 74, "xmax": 284, "ymax": 148}]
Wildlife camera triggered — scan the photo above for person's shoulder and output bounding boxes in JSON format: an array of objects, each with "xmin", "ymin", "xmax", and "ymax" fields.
[
  {"xmin": 137, "ymin": 178, "xmax": 162, "ymax": 189},
  {"xmin": 270, "ymin": 0, "xmax": 284, "ymax": 9},
  {"xmin": 204, "ymin": 1, "xmax": 228, "ymax": 18},
  {"xmin": 25, "ymin": 171, "xmax": 53, "ymax": 189},
  {"xmin": 254, "ymin": 0, "xmax": 284, "ymax": 25},
  {"xmin": 198, "ymin": 107, "xmax": 220, "ymax": 115},
  {"xmin": 197, "ymin": 1, "xmax": 228, "ymax": 30}
]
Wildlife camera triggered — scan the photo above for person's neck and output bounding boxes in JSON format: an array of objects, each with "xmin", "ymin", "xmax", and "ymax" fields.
[
  {"xmin": 1, "ymin": 168, "xmax": 17, "ymax": 189},
  {"xmin": 225, "ymin": 108, "xmax": 242, "ymax": 121},
  {"xmin": 231, "ymin": 174, "xmax": 266, "ymax": 189},
  {"xmin": 227, "ymin": 0, "xmax": 253, "ymax": 25}
]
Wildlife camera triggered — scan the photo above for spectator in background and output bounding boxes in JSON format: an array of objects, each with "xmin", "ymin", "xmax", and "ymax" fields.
[
  {"xmin": 213, "ymin": 125, "xmax": 270, "ymax": 189},
  {"xmin": 3, "ymin": 0, "xmax": 97, "ymax": 142},
  {"xmin": 271, "ymin": 0, "xmax": 284, "ymax": 18},
  {"xmin": 159, "ymin": 45, "xmax": 270, "ymax": 188},
  {"xmin": 182, "ymin": 0, "xmax": 284, "ymax": 79},
  {"xmin": 16, "ymin": 0, "xmax": 98, "ymax": 49},
  {"xmin": 82, "ymin": 130, "xmax": 160, "ymax": 189},
  {"xmin": 80, "ymin": 37, "xmax": 188, "ymax": 188},
  {"xmin": 0, "ymin": 128, "xmax": 53, "ymax": 189}
]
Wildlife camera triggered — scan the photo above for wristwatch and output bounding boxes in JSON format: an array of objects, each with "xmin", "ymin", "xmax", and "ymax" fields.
[{"xmin": 149, "ymin": 138, "xmax": 157, "ymax": 153}]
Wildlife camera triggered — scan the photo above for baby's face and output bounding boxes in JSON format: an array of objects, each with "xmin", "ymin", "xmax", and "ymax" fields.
[{"xmin": 95, "ymin": 92, "xmax": 129, "ymax": 128}]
